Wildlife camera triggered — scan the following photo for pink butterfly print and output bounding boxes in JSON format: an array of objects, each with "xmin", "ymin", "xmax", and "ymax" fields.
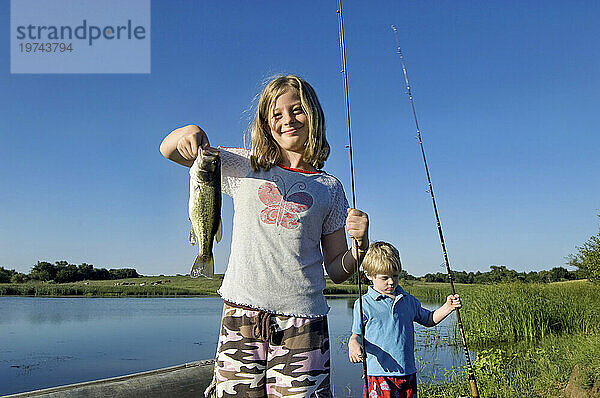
[{"xmin": 257, "ymin": 182, "xmax": 313, "ymax": 229}]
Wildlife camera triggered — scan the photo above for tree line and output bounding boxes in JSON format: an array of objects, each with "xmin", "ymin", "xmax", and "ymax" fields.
[
  {"xmin": 419, "ymin": 265, "xmax": 583, "ymax": 284},
  {"xmin": 0, "ymin": 261, "xmax": 139, "ymax": 284},
  {"xmin": 343, "ymin": 265, "xmax": 583, "ymax": 285}
]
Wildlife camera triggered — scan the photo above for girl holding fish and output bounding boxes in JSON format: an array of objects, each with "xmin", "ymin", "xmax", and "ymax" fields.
[{"xmin": 160, "ymin": 75, "xmax": 368, "ymax": 397}]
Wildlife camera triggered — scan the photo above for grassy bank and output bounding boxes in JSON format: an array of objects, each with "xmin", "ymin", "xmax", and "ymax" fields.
[
  {"xmin": 418, "ymin": 332, "xmax": 600, "ymax": 397},
  {"xmin": 454, "ymin": 280, "xmax": 600, "ymax": 345},
  {"xmin": 0, "ymin": 275, "xmax": 224, "ymax": 296},
  {"xmin": 414, "ymin": 280, "xmax": 600, "ymax": 397},
  {"xmin": 338, "ymin": 280, "xmax": 600, "ymax": 344},
  {"xmin": 0, "ymin": 275, "xmax": 370, "ymax": 297}
]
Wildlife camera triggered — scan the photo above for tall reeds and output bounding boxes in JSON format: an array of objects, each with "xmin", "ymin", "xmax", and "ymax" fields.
[
  {"xmin": 456, "ymin": 281, "xmax": 600, "ymax": 345},
  {"xmin": 418, "ymin": 332, "xmax": 600, "ymax": 397}
]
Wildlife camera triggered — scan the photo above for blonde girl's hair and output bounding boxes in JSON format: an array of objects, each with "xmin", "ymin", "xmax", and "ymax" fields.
[
  {"xmin": 250, "ymin": 75, "xmax": 330, "ymax": 171},
  {"xmin": 363, "ymin": 241, "xmax": 403, "ymax": 276}
]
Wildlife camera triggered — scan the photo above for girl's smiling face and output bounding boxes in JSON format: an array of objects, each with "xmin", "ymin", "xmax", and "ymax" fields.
[{"xmin": 268, "ymin": 88, "xmax": 309, "ymax": 156}]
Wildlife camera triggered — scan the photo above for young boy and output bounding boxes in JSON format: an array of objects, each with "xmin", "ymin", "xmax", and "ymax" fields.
[{"xmin": 348, "ymin": 241, "xmax": 462, "ymax": 398}]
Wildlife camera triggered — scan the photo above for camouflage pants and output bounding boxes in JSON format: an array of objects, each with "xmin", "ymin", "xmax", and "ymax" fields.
[{"xmin": 211, "ymin": 301, "xmax": 332, "ymax": 398}]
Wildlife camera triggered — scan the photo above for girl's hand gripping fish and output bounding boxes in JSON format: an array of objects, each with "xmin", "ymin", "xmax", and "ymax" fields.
[{"xmin": 188, "ymin": 147, "xmax": 222, "ymax": 278}]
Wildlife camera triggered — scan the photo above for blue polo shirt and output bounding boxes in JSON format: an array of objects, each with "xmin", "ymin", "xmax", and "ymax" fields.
[{"xmin": 352, "ymin": 286, "xmax": 434, "ymax": 376}]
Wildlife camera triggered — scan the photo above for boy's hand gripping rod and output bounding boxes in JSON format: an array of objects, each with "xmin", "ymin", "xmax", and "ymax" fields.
[
  {"xmin": 337, "ymin": 0, "xmax": 369, "ymax": 392},
  {"xmin": 391, "ymin": 26, "xmax": 480, "ymax": 398}
]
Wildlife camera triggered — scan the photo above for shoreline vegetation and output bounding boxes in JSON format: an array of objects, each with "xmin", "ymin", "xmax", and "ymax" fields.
[
  {"xmin": 0, "ymin": 273, "xmax": 482, "ymax": 298},
  {"xmin": 3, "ymin": 278, "xmax": 599, "ymax": 396},
  {"xmin": 416, "ymin": 280, "xmax": 600, "ymax": 397}
]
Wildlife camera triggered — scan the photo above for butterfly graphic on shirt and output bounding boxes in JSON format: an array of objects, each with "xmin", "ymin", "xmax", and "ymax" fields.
[{"xmin": 257, "ymin": 177, "xmax": 313, "ymax": 229}]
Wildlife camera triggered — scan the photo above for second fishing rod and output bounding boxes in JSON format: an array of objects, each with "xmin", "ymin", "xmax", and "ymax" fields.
[
  {"xmin": 336, "ymin": 0, "xmax": 369, "ymax": 393},
  {"xmin": 391, "ymin": 25, "xmax": 481, "ymax": 398}
]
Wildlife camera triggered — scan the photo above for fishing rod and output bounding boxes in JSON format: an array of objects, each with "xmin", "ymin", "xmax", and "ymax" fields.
[
  {"xmin": 337, "ymin": 0, "xmax": 369, "ymax": 392},
  {"xmin": 391, "ymin": 25, "xmax": 480, "ymax": 398}
]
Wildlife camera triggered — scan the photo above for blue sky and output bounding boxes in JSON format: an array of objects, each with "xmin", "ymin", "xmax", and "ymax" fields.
[{"xmin": 1, "ymin": 1, "xmax": 599, "ymax": 277}]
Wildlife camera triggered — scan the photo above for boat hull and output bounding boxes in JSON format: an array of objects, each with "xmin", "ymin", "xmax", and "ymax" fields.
[{"xmin": 3, "ymin": 360, "xmax": 215, "ymax": 398}]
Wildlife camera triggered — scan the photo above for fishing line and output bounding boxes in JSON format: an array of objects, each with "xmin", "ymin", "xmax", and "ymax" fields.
[
  {"xmin": 336, "ymin": 0, "xmax": 369, "ymax": 392},
  {"xmin": 391, "ymin": 25, "xmax": 481, "ymax": 398}
]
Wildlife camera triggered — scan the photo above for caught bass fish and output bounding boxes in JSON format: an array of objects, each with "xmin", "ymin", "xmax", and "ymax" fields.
[{"xmin": 188, "ymin": 147, "xmax": 222, "ymax": 278}]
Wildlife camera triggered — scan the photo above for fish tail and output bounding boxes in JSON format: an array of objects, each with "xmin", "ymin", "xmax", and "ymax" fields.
[{"xmin": 190, "ymin": 254, "xmax": 214, "ymax": 279}]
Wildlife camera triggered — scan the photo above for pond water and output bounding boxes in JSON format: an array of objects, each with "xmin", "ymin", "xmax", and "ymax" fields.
[{"xmin": 0, "ymin": 296, "xmax": 468, "ymax": 396}]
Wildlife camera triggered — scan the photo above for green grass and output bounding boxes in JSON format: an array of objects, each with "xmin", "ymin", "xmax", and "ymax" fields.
[
  {"xmin": 0, "ymin": 275, "xmax": 376, "ymax": 297},
  {"xmin": 418, "ymin": 332, "xmax": 600, "ymax": 397},
  {"xmin": 454, "ymin": 281, "xmax": 600, "ymax": 345},
  {"xmin": 0, "ymin": 275, "xmax": 224, "ymax": 296},
  {"xmin": 403, "ymin": 280, "xmax": 466, "ymax": 302},
  {"xmin": 0, "ymin": 276, "xmax": 406, "ymax": 297},
  {"xmin": 0, "ymin": 276, "xmax": 460, "ymax": 297},
  {"xmin": 412, "ymin": 281, "xmax": 600, "ymax": 396}
]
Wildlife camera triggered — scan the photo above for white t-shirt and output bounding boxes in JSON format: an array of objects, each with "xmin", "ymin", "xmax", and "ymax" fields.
[{"xmin": 190, "ymin": 147, "xmax": 349, "ymax": 317}]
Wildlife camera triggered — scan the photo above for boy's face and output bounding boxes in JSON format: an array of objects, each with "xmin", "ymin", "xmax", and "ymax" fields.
[{"xmin": 366, "ymin": 272, "xmax": 400, "ymax": 297}]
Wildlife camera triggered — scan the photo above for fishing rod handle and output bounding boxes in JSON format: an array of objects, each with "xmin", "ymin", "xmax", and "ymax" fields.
[
  {"xmin": 470, "ymin": 378, "xmax": 480, "ymax": 398},
  {"xmin": 455, "ymin": 307, "xmax": 480, "ymax": 397}
]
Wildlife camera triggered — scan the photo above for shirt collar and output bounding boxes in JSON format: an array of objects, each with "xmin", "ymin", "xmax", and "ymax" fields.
[{"xmin": 367, "ymin": 285, "xmax": 406, "ymax": 300}]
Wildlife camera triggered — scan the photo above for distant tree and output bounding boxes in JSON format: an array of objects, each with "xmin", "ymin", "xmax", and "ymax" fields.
[
  {"xmin": 484, "ymin": 265, "xmax": 518, "ymax": 283},
  {"xmin": 11, "ymin": 273, "xmax": 28, "ymax": 283},
  {"xmin": 109, "ymin": 268, "xmax": 139, "ymax": 279},
  {"xmin": 78, "ymin": 263, "xmax": 94, "ymax": 280},
  {"xmin": 535, "ymin": 269, "xmax": 549, "ymax": 283},
  {"xmin": 547, "ymin": 266, "xmax": 570, "ymax": 282},
  {"xmin": 567, "ymin": 215, "xmax": 600, "ymax": 284},
  {"xmin": 26, "ymin": 260, "xmax": 141, "ymax": 282},
  {"xmin": 92, "ymin": 267, "xmax": 111, "ymax": 280},
  {"xmin": 571, "ymin": 268, "xmax": 587, "ymax": 280},
  {"xmin": 0, "ymin": 267, "xmax": 16, "ymax": 283},
  {"xmin": 407, "ymin": 265, "xmax": 586, "ymax": 285},
  {"xmin": 524, "ymin": 271, "xmax": 542, "ymax": 283},
  {"xmin": 55, "ymin": 264, "xmax": 81, "ymax": 283},
  {"xmin": 29, "ymin": 261, "xmax": 57, "ymax": 281},
  {"xmin": 471, "ymin": 271, "xmax": 485, "ymax": 284},
  {"xmin": 422, "ymin": 272, "xmax": 447, "ymax": 283},
  {"xmin": 452, "ymin": 271, "xmax": 474, "ymax": 284}
]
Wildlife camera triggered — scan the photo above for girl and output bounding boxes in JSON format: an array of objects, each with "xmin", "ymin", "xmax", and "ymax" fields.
[{"xmin": 160, "ymin": 75, "xmax": 369, "ymax": 397}]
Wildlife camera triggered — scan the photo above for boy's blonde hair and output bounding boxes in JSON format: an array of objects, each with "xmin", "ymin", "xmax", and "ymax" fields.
[
  {"xmin": 250, "ymin": 75, "xmax": 330, "ymax": 171},
  {"xmin": 363, "ymin": 241, "xmax": 402, "ymax": 276}
]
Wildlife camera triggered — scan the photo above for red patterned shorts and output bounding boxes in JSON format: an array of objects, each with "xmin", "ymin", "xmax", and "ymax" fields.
[{"xmin": 364, "ymin": 374, "xmax": 418, "ymax": 398}]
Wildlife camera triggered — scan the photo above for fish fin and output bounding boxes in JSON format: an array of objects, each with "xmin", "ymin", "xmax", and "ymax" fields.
[
  {"xmin": 189, "ymin": 227, "xmax": 196, "ymax": 246},
  {"xmin": 215, "ymin": 218, "xmax": 223, "ymax": 243},
  {"xmin": 190, "ymin": 254, "xmax": 214, "ymax": 279}
]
